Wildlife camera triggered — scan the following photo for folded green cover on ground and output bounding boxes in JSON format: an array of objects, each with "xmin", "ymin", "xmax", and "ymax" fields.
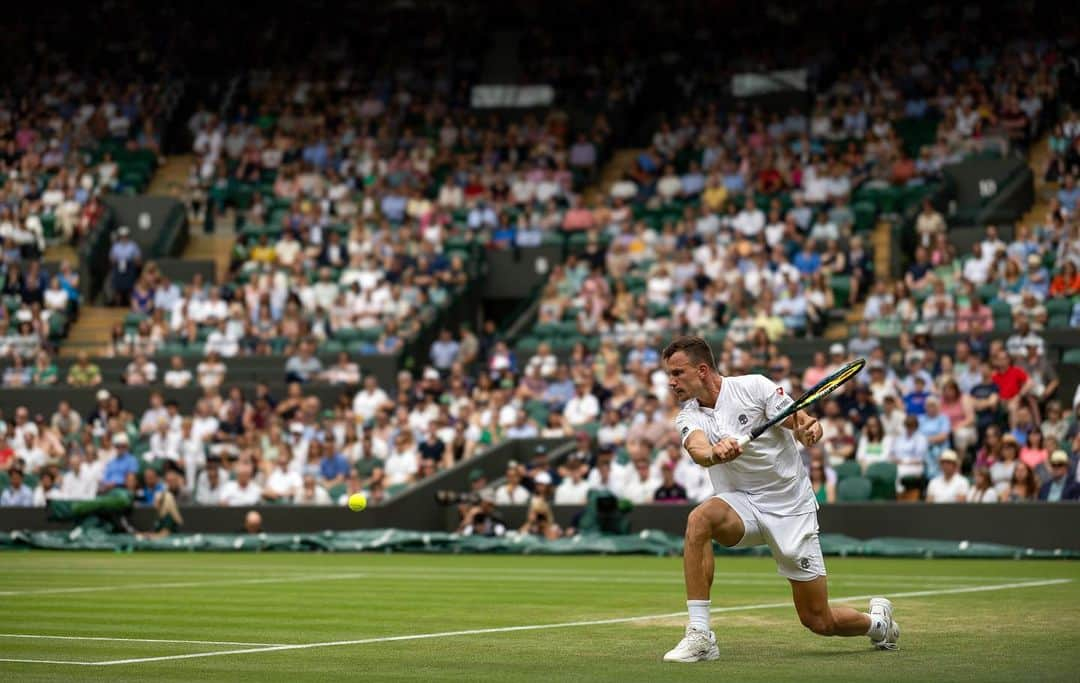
[{"xmin": 1, "ymin": 528, "xmax": 1075, "ymax": 559}]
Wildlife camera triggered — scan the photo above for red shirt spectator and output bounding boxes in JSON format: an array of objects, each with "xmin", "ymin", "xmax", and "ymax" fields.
[{"xmin": 992, "ymin": 363, "xmax": 1029, "ymax": 400}]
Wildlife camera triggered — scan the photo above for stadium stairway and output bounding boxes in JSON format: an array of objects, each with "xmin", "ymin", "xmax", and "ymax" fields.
[
  {"xmin": 1016, "ymin": 134, "xmax": 1052, "ymax": 231},
  {"xmin": 59, "ymin": 306, "xmax": 127, "ymax": 357},
  {"xmin": 586, "ymin": 148, "xmax": 642, "ymax": 204},
  {"xmin": 146, "ymin": 154, "xmax": 192, "ymax": 197}
]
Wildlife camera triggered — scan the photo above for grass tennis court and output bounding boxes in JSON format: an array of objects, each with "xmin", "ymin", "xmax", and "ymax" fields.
[{"xmin": 2, "ymin": 552, "xmax": 1077, "ymax": 682}]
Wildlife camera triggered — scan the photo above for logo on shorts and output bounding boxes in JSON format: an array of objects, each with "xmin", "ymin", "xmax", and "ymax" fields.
[
  {"xmin": 799, "ymin": 557, "xmax": 811, "ymax": 570},
  {"xmin": 738, "ymin": 414, "xmax": 748, "ymax": 426}
]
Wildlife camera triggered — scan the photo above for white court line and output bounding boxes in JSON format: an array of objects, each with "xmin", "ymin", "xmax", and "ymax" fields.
[
  {"xmin": 6, "ymin": 577, "xmax": 1055, "ymax": 667},
  {"xmin": 0, "ymin": 572, "xmax": 370, "ymax": 597},
  {"xmin": 0, "ymin": 633, "xmax": 284, "ymax": 646}
]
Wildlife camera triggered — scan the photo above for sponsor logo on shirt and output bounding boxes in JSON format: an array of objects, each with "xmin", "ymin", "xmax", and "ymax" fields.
[{"xmin": 738, "ymin": 414, "xmax": 748, "ymax": 426}]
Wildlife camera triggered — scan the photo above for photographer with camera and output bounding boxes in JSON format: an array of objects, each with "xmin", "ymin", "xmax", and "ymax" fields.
[
  {"xmin": 458, "ymin": 490, "xmax": 507, "ymax": 537},
  {"xmin": 518, "ymin": 496, "xmax": 563, "ymax": 540}
]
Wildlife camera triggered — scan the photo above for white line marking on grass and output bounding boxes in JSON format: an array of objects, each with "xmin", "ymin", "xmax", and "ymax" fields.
[
  {"xmin": 0, "ymin": 572, "xmax": 369, "ymax": 597},
  {"xmin": 0, "ymin": 634, "xmax": 284, "ymax": 647},
  {"xmin": 0, "ymin": 658, "xmax": 97, "ymax": 665},
  {"xmin": 63, "ymin": 577, "xmax": 1065, "ymax": 667}
]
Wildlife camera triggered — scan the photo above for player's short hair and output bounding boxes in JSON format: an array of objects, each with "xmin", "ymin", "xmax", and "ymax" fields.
[{"xmin": 661, "ymin": 335, "xmax": 716, "ymax": 370}]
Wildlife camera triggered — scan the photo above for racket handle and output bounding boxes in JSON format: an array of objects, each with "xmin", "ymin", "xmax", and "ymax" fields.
[{"xmin": 736, "ymin": 434, "xmax": 751, "ymax": 448}]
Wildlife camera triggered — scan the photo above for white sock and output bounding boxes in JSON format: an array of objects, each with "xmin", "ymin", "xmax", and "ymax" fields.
[
  {"xmin": 866, "ymin": 613, "xmax": 887, "ymax": 641},
  {"xmin": 687, "ymin": 600, "xmax": 711, "ymax": 632}
]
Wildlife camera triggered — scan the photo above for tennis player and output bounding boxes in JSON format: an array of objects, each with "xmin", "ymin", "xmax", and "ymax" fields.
[{"xmin": 660, "ymin": 336, "xmax": 899, "ymax": 663}]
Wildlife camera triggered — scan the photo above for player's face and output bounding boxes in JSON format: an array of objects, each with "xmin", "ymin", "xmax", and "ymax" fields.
[{"xmin": 665, "ymin": 351, "xmax": 703, "ymax": 402}]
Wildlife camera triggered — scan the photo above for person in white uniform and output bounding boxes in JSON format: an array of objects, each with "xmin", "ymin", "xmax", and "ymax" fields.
[{"xmin": 660, "ymin": 336, "xmax": 899, "ymax": 663}]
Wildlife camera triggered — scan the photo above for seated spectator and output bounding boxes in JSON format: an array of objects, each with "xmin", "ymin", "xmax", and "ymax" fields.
[
  {"xmin": 66, "ymin": 351, "xmax": 102, "ymax": 387},
  {"xmin": 163, "ymin": 356, "xmax": 193, "ymax": 388},
  {"xmin": 918, "ymin": 396, "xmax": 952, "ymax": 479},
  {"xmin": 493, "ymin": 461, "xmax": 530, "ymax": 505},
  {"xmin": 0, "ymin": 469, "xmax": 34, "ymax": 506},
  {"xmin": 1039, "ymin": 451, "xmax": 1080, "ymax": 501},
  {"xmin": 622, "ymin": 457, "xmax": 659, "ymax": 504},
  {"xmin": 891, "ymin": 414, "xmax": 928, "ymax": 500},
  {"xmin": 653, "ymin": 462, "xmax": 688, "ymax": 503},
  {"xmin": 219, "ymin": 461, "xmax": 263, "ymax": 507},
  {"xmin": 925, "ymin": 449, "xmax": 970, "ymax": 503},
  {"xmin": 1005, "ymin": 461, "xmax": 1039, "ymax": 502},
  {"xmin": 967, "ymin": 468, "xmax": 999, "ymax": 503}
]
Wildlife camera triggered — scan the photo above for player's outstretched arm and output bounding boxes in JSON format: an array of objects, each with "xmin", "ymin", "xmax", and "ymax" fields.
[{"xmin": 685, "ymin": 430, "xmax": 742, "ymax": 467}]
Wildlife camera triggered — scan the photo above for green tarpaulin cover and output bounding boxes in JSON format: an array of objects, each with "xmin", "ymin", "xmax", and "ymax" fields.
[{"xmin": 1, "ymin": 528, "xmax": 1075, "ymax": 559}]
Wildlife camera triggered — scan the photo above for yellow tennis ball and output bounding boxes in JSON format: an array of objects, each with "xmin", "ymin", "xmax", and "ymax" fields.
[{"xmin": 347, "ymin": 493, "xmax": 367, "ymax": 512}]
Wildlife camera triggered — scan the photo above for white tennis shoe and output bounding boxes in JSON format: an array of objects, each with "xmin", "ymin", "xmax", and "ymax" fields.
[
  {"xmin": 662, "ymin": 626, "xmax": 720, "ymax": 662},
  {"xmin": 869, "ymin": 597, "xmax": 900, "ymax": 650}
]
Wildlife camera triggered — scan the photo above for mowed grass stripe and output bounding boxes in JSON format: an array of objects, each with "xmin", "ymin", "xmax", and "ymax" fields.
[{"xmin": 0, "ymin": 551, "xmax": 1063, "ymax": 582}]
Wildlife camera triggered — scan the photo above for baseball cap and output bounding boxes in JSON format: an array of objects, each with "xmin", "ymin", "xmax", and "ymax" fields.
[
  {"xmin": 534, "ymin": 471, "xmax": 552, "ymax": 486},
  {"xmin": 96, "ymin": 389, "xmax": 110, "ymax": 402},
  {"xmin": 1050, "ymin": 450, "xmax": 1070, "ymax": 466},
  {"xmin": 829, "ymin": 343, "xmax": 845, "ymax": 355},
  {"xmin": 1027, "ymin": 253, "xmax": 1041, "ymax": 266},
  {"xmin": 114, "ymin": 433, "xmax": 129, "ymax": 446},
  {"xmin": 939, "ymin": 449, "xmax": 959, "ymax": 464}
]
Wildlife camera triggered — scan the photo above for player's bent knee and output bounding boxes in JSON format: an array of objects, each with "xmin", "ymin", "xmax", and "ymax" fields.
[{"xmin": 685, "ymin": 507, "xmax": 712, "ymax": 542}]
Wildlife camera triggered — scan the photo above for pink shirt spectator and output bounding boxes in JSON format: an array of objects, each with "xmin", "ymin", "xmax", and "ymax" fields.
[
  {"xmin": 955, "ymin": 303, "xmax": 993, "ymax": 334},
  {"xmin": 563, "ymin": 208, "xmax": 595, "ymax": 231}
]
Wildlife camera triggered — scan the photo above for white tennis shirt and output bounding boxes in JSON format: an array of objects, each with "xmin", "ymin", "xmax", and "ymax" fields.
[{"xmin": 676, "ymin": 374, "xmax": 817, "ymax": 516}]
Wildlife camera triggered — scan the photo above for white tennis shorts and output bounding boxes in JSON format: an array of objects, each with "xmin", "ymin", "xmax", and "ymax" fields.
[{"xmin": 714, "ymin": 491, "xmax": 826, "ymax": 582}]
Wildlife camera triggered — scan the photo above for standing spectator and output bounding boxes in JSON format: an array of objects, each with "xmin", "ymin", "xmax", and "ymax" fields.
[
  {"xmin": 925, "ymin": 450, "xmax": 970, "ymax": 503},
  {"xmin": 109, "ymin": 227, "xmax": 142, "ymax": 305}
]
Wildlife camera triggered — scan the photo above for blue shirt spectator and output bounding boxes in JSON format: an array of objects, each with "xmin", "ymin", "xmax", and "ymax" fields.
[
  {"xmin": 793, "ymin": 248, "xmax": 821, "ymax": 276},
  {"xmin": 918, "ymin": 400, "xmax": 952, "ymax": 479},
  {"xmin": 103, "ymin": 447, "xmax": 140, "ymax": 489},
  {"xmin": 319, "ymin": 451, "xmax": 351, "ymax": 482},
  {"xmin": 0, "ymin": 472, "xmax": 33, "ymax": 506},
  {"xmin": 380, "ymin": 193, "xmax": 407, "ymax": 223},
  {"xmin": 429, "ymin": 331, "xmax": 461, "ymax": 370}
]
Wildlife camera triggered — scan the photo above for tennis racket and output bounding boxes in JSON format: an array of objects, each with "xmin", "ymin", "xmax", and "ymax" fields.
[{"xmin": 735, "ymin": 358, "xmax": 866, "ymax": 447}]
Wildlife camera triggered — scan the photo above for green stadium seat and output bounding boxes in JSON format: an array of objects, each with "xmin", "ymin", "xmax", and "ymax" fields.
[
  {"xmin": 1046, "ymin": 297, "xmax": 1074, "ymax": 317},
  {"xmin": 1063, "ymin": 349, "xmax": 1080, "ymax": 365},
  {"xmin": 834, "ymin": 459, "xmax": 862, "ymax": 483},
  {"xmin": 327, "ymin": 483, "xmax": 348, "ymax": 501},
  {"xmin": 385, "ymin": 483, "xmax": 409, "ymax": 498},
  {"xmin": 864, "ymin": 461, "xmax": 898, "ymax": 501},
  {"xmin": 836, "ymin": 476, "xmax": 873, "ymax": 502}
]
